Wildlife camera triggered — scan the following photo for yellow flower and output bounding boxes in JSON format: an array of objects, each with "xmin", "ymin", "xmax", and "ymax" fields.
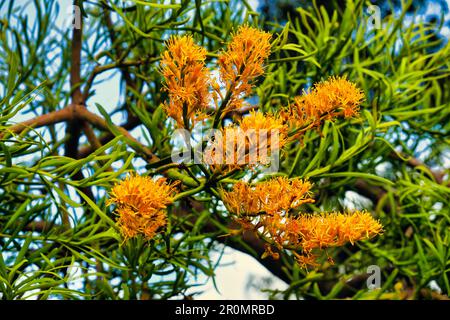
[
  {"xmin": 160, "ymin": 35, "xmax": 210, "ymax": 129},
  {"xmin": 107, "ymin": 174, "xmax": 178, "ymax": 241},
  {"xmin": 222, "ymin": 177, "xmax": 314, "ymax": 215},
  {"xmin": 204, "ymin": 112, "xmax": 288, "ymax": 171},
  {"xmin": 218, "ymin": 26, "xmax": 271, "ymax": 113},
  {"xmin": 223, "ymin": 176, "xmax": 382, "ymax": 268},
  {"xmin": 291, "ymin": 211, "xmax": 383, "ymax": 253},
  {"xmin": 273, "ymin": 210, "xmax": 382, "ymax": 267},
  {"xmin": 282, "ymin": 76, "xmax": 364, "ymax": 132},
  {"xmin": 115, "ymin": 206, "xmax": 167, "ymax": 241},
  {"xmin": 293, "ymin": 252, "xmax": 320, "ymax": 269},
  {"xmin": 239, "ymin": 111, "xmax": 288, "ymax": 138}
]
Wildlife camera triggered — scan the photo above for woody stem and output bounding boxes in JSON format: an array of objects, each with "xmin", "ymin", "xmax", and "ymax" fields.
[
  {"xmin": 212, "ymin": 64, "xmax": 245, "ymax": 129},
  {"xmin": 172, "ymin": 183, "xmax": 206, "ymax": 201},
  {"xmin": 212, "ymin": 88, "xmax": 233, "ymax": 128}
]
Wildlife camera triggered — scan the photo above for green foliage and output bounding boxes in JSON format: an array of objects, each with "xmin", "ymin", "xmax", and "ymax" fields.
[
  {"xmin": 0, "ymin": 0, "xmax": 449, "ymax": 300},
  {"xmin": 259, "ymin": 0, "xmax": 450, "ymax": 299}
]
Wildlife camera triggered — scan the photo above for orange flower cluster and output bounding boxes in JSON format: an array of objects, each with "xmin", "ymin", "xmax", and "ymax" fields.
[
  {"xmin": 222, "ymin": 176, "xmax": 314, "ymax": 215},
  {"xmin": 160, "ymin": 26, "xmax": 272, "ymax": 128},
  {"xmin": 239, "ymin": 111, "xmax": 287, "ymax": 135},
  {"xmin": 160, "ymin": 35, "xmax": 210, "ymax": 129},
  {"xmin": 289, "ymin": 212, "xmax": 383, "ymax": 267},
  {"xmin": 157, "ymin": 25, "xmax": 377, "ymax": 268},
  {"xmin": 107, "ymin": 174, "xmax": 178, "ymax": 241},
  {"xmin": 217, "ymin": 25, "xmax": 272, "ymax": 113},
  {"xmin": 222, "ymin": 177, "xmax": 382, "ymax": 267},
  {"xmin": 203, "ymin": 111, "xmax": 288, "ymax": 171},
  {"xmin": 282, "ymin": 76, "xmax": 364, "ymax": 133}
]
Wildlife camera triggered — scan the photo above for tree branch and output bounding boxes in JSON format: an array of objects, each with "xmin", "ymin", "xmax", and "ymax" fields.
[
  {"xmin": 3, "ymin": 104, "xmax": 155, "ymax": 161},
  {"xmin": 175, "ymin": 199, "xmax": 291, "ymax": 283},
  {"xmin": 2, "ymin": 107, "xmax": 76, "ymax": 138},
  {"xmin": 82, "ymin": 58, "xmax": 157, "ymax": 102},
  {"xmin": 389, "ymin": 151, "xmax": 447, "ymax": 185},
  {"xmin": 65, "ymin": 2, "xmax": 84, "ymax": 159},
  {"xmin": 78, "ymin": 115, "xmax": 140, "ymax": 158}
]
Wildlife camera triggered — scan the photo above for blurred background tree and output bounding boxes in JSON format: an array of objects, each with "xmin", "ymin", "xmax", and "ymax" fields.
[{"xmin": 0, "ymin": 0, "xmax": 449, "ymax": 300}]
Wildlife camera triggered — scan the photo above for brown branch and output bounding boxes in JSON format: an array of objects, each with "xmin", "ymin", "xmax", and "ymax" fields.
[
  {"xmin": 81, "ymin": 122, "xmax": 114, "ymax": 172},
  {"xmin": 23, "ymin": 221, "xmax": 58, "ymax": 233},
  {"xmin": 78, "ymin": 115, "xmax": 140, "ymax": 158},
  {"xmin": 389, "ymin": 151, "xmax": 447, "ymax": 185},
  {"xmin": 70, "ymin": 17, "xmax": 83, "ymax": 105},
  {"xmin": 1, "ymin": 107, "xmax": 76, "ymax": 138},
  {"xmin": 64, "ymin": 3, "xmax": 84, "ymax": 159},
  {"xmin": 82, "ymin": 122, "xmax": 102, "ymax": 150},
  {"xmin": 420, "ymin": 288, "xmax": 450, "ymax": 300},
  {"xmin": 3, "ymin": 104, "xmax": 155, "ymax": 161},
  {"xmin": 75, "ymin": 105, "xmax": 154, "ymax": 160},
  {"xmin": 53, "ymin": 2, "xmax": 92, "ymax": 216},
  {"xmin": 82, "ymin": 58, "xmax": 157, "ymax": 102},
  {"xmin": 175, "ymin": 199, "xmax": 291, "ymax": 283},
  {"xmin": 353, "ymin": 178, "xmax": 392, "ymax": 213}
]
